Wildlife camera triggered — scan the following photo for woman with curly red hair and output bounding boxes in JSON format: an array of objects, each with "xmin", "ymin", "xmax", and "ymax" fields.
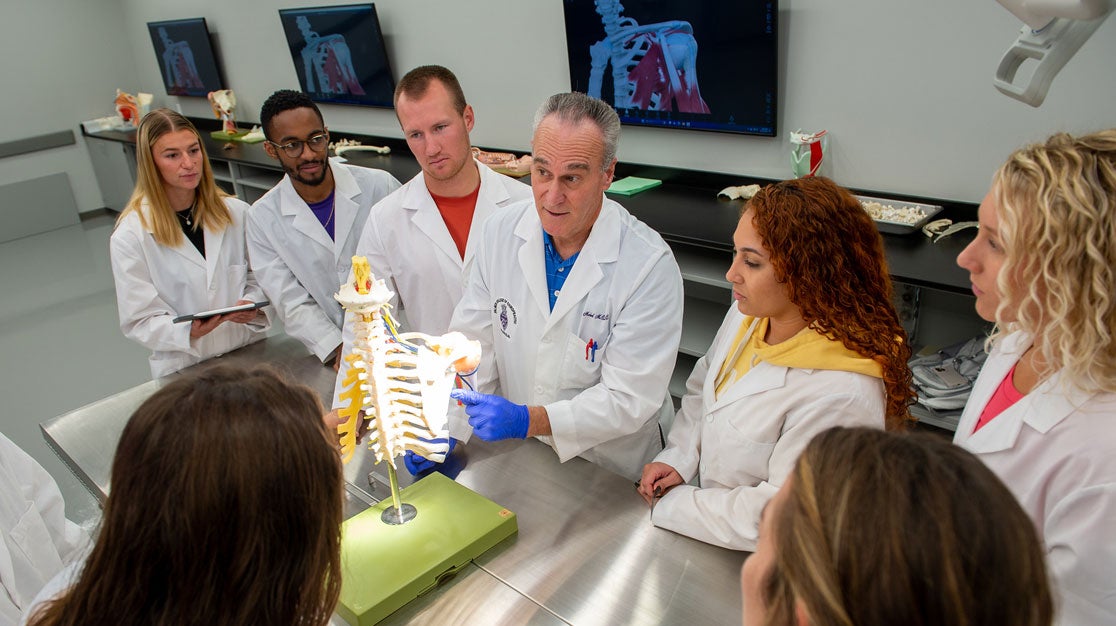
[{"xmin": 638, "ymin": 176, "xmax": 913, "ymax": 550}]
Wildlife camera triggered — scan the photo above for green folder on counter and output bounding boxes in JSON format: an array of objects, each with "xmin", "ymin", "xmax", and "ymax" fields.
[{"xmin": 607, "ymin": 176, "xmax": 662, "ymax": 195}]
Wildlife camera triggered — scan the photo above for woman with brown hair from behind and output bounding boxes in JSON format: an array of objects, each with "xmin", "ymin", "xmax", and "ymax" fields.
[
  {"xmin": 24, "ymin": 364, "xmax": 344, "ymax": 626},
  {"xmin": 638, "ymin": 176, "xmax": 914, "ymax": 550},
  {"xmin": 743, "ymin": 426, "xmax": 1052, "ymax": 626}
]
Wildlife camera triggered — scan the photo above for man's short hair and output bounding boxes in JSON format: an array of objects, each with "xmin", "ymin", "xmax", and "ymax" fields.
[
  {"xmin": 532, "ymin": 92, "xmax": 621, "ymax": 168},
  {"xmin": 259, "ymin": 89, "xmax": 324, "ymax": 140},
  {"xmin": 394, "ymin": 65, "xmax": 467, "ymax": 115}
]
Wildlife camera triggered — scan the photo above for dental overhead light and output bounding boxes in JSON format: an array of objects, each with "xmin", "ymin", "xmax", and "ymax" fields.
[{"xmin": 994, "ymin": 0, "xmax": 1112, "ymax": 106}]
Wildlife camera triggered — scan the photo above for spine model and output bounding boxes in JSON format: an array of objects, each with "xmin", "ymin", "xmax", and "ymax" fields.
[{"xmin": 335, "ymin": 257, "xmax": 480, "ymax": 468}]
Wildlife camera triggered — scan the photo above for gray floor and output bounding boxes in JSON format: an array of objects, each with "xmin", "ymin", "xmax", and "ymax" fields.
[{"xmin": 0, "ymin": 213, "xmax": 151, "ymax": 529}]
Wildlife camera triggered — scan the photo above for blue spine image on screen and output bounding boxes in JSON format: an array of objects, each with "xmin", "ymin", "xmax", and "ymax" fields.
[
  {"xmin": 587, "ymin": 0, "xmax": 710, "ymax": 114},
  {"xmin": 296, "ymin": 15, "xmax": 366, "ymax": 96},
  {"xmin": 158, "ymin": 27, "xmax": 204, "ymax": 92}
]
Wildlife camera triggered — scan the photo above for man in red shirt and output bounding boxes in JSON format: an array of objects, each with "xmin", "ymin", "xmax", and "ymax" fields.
[{"xmin": 330, "ymin": 66, "xmax": 532, "ymax": 458}]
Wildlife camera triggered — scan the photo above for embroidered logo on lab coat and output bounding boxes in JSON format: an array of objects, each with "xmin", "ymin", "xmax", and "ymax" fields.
[{"xmin": 494, "ymin": 298, "xmax": 517, "ymax": 339}]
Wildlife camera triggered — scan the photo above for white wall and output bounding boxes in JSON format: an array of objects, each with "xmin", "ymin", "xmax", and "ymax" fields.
[
  {"xmin": 111, "ymin": 0, "xmax": 1116, "ymax": 203},
  {"xmin": 0, "ymin": 0, "xmax": 141, "ymax": 213}
]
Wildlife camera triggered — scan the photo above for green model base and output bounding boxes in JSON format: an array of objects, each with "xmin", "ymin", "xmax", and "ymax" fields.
[
  {"xmin": 337, "ymin": 472, "xmax": 518, "ymax": 626},
  {"xmin": 209, "ymin": 129, "xmax": 262, "ymax": 143}
]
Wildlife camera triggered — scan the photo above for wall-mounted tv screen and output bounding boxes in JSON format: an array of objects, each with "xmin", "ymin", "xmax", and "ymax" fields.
[
  {"xmin": 278, "ymin": 3, "xmax": 395, "ymax": 108},
  {"xmin": 563, "ymin": 0, "xmax": 778, "ymax": 137},
  {"xmin": 147, "ymin": 18, "xmax": 226, "ymax": 97}
]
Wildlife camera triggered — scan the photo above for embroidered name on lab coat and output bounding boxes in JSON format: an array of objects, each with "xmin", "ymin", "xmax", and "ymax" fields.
[{"xmin": 582, "ymin": 311, "xmax": 610, "ymax": 321}]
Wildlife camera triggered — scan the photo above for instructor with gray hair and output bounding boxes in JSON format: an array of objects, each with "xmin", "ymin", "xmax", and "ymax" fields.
[{"xmin": 442, "ymin": 92, "xmax": 684, "ymax": 481}]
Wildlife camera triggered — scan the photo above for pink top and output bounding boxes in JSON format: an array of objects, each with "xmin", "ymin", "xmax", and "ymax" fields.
[{"xmin": 973, "ymin": 363, "xmax": 1024, "ymax": 433}]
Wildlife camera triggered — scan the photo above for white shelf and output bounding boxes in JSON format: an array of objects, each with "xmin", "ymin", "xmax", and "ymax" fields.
[
  {"xmin": 680, "ymin": 296, "xmax": 726, "ymax": 357},
  {"xmin": 209, "ymin": 160, "xmax": 232, "ymax": 180},
  {"xmin": 240, "ymin": 187, "xmax": 269, "ymax": 205},
  {"xmin": 238, "ymin": 174, "xmax": 283, "ymax": 190},
  {"xmin": 671, "ymin": 244, "xmax": 732, "ymax": 288}
]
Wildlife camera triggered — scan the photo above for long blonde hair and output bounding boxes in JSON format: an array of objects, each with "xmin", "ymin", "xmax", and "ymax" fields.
[
  {"xmin": 117, "ymin": 108, "xmax": 231, "ymax": 246},
  {"xmin": 992, "ymin": 129, "xmax": 1116, "ymax": 393}
]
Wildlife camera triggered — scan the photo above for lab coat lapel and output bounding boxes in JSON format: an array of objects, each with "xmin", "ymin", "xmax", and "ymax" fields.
[
  {"xmin": 203, "ymin": 224, "xmax": 226, "ymax": 288},
  {"xmin": 711, "ymin": 362, "xmax": 788, "ymax": 412},
  {"xmin": 332, "ymin": 162, "xmax": 362, "ymax": 264},
  {"xmin": 950, "ymin": 332, "xmax": 1026, "ymax": 444},
  {"xmin": 465, "ymin": 163, "xmax": 510, "ymax": 265},
  {"xmin": 514, "ymin": 209, "xmax": 551, "ymax": 318},
  {"xmin": 701, "ymin": 311, "xmax": 754, "ymax": 409},
  {"xmin": 964, "ymin": 369, "xmax": 1093, "ymax": 454},
  {"xmin": 280, "ymin": 177, "xmax": 334, "ymax": 254},
  {"xmin": 546, "ymin": 200, "xmax": 617, "ymax": 328},
  {"xmin": 406, "ymin": 173, "xmax": 464, "ymax": 270},
  {"xmin": 142, "ymin": 201, "xmax": 204, "ymax": 269}
]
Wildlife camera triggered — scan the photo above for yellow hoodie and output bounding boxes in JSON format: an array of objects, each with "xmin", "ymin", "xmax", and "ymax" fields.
[{"xmin": 714, "ymin": 316, "xmax": 884, "ymax": 398}]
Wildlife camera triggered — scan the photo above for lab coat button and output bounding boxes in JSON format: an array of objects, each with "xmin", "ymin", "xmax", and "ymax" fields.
[
  {"xmin": 535, "ymin": 385, "xmax": 545, "ymax": 394},
  {"xmin": 705, "ymin": 414, "xmax": 713, "ymax": 423}
]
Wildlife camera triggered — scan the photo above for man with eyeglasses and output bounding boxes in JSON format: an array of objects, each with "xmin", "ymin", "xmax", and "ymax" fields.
[{"xmin": 246, "ymin": 89, "xmax": 400, "ymax": 368}]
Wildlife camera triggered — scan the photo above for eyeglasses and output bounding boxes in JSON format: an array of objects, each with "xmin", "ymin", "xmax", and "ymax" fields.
[{"xmin": 268, "ymin": 131, "xmax": 330, "ymax": 158}]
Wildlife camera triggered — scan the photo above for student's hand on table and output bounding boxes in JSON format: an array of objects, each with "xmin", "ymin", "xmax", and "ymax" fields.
[{"xmin": 638, "ymin": 462, "xmax": 683, "ymax": 507}]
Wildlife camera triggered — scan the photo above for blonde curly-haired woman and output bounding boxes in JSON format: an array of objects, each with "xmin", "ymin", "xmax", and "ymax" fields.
[{"xmin": 955, "ymin": 129, "xmax": 1116, "ymax": 625}]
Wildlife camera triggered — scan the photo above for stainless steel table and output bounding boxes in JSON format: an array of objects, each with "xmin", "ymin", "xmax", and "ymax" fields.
[{"xmin": 41, "ymin": 335, "xmax": 744, "ymax": 625}]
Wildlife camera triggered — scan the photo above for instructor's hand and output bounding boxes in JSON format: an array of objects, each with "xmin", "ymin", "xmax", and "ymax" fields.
[
  {"xmin": 404, "ymin": 438, "xmax": 457, "ymax": 475},
  {"xmin": 449, "ymin": 389, "xmax": 529, "ymax": 441}
]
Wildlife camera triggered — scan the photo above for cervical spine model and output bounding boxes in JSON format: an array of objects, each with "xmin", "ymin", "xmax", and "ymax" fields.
[{"xmin": 334, "ymin": 257, "xmax": 481, "ymax": 467}]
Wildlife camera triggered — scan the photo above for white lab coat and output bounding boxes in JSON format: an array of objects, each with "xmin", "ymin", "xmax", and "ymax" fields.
[
  {"xmin": 652, "ymin": 307, "xmax": 886, "ymax": 551},
  {"xmin": 331, "ymin": 163, "xmax": 532, "ymax": 409},
  {"xmin": 954, "ymin": 331, "xmax": 1116, "ymax": 626},
  {"xmin": 246, "ymin": 160, "xmax": 400, "ymax": 361},
  {"xmin": 0, "ymin": 433, "xmax": 87, "ymax": 625},
  {"xmin": 450, "ymin": 197, "xmax": 684, "ymax": 482},
  {"xmin": 110, "ymin": 197, "xmax": 270, "ymax": 378}
]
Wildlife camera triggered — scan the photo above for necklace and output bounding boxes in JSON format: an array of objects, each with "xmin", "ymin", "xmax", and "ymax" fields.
[{"xmin": 176, "ymin": 203, "xmax": 196, "ymax": 227}]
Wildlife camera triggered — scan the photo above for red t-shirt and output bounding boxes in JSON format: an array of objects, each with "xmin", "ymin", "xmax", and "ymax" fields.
[
  {"xmin": 429, "ymin": 184, "xmax": 480, "ymax": 260},
  {"xmin": 973, "ymin": 363, "xmax": 1024, "ymax": 433}
]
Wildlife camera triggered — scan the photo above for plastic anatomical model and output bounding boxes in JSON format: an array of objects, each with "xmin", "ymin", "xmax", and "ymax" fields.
[
  {"xmin": 296, "ymin": 16, "xmax": 366, "ymax": 96},
  {"xmin": 790, "ymin": 129, "xmax": 828, "ymax": 178},
  {"xmin": 587, "ymin": 0, "xmax": 710, "ymax": 113},
  {"xmin": 208, "ymin": 89, "xmax": 238, "ymax": 134},
  {"xmin": 335, "ymin": 257, "xmax": 480, "ymax": 522}
]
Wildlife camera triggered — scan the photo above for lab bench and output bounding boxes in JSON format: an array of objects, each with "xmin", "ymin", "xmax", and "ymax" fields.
[{"xmin": 41, "ymin": 335, "xmax": 745, "ymax": 625}]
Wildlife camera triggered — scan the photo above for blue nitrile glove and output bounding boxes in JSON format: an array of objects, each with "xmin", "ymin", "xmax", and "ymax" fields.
[
  {"xmin": 449, "ymin": 389, "xmax": 529, "ymax": 441},
  {"xmin": 403, "ymin": 437, "xmax": 457, "ymax": 476}
]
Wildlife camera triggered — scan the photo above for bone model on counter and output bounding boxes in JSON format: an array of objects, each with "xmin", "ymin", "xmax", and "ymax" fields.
[{"xmin": 472, "ymin": 147, "xmax": 533, "ymax": 176}]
